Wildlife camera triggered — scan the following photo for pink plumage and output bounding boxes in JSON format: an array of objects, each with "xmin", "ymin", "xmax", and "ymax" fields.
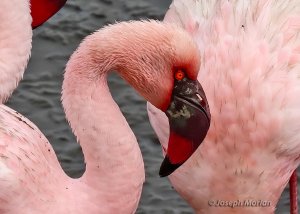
[
  {"xmin": 0, "ymin": 17, "xmax": 204, "ymax": 212},
  {"xmin": 0, "ymin": 0, "xmax": 67, "ymax": 103},
  {"xmin": 148, "ymin": 0, "xmax": 300, "ymax": 213},
  {"xmin": 0, "ymin": 0, "xmax": 32, "ymax": 103}
]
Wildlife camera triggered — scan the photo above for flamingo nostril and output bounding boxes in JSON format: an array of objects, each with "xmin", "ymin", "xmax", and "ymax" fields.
[{"xmin": 196, "ymin": 93, "xmax": 203, "ymax": 101}]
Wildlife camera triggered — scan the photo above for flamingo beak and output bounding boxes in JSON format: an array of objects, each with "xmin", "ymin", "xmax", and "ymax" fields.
[
  {"xmin": 159, "ymin": 79, "xmax": 211, "ymax": 177},
  {"xmin": 30, "ymin": 0, "xmax": 67, "ymax": 29}
]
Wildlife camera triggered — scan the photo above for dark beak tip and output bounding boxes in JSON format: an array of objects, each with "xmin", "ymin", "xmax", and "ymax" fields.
[{"xmin": 159, "ymin": 156, "xmax": 182, "ymax": 177}]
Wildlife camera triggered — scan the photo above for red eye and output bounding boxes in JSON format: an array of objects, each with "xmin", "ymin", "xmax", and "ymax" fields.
[{"xmin": 175, "ymin": 70, "xmax": 185, "ymax": 81}]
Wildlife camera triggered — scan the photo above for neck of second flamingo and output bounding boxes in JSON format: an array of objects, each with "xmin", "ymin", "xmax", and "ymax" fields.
[
  {"xmin": 0, "ymin": 0, "xmax": 32, "ymax": 103},
  {"xmin": 62, "ymin": 29, "xmax": 145, "ymax": 212}
]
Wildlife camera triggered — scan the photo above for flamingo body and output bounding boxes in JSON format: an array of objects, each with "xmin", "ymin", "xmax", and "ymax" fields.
[
  {"xmin": 148, "ymin": 0, "xmax": 300, "ymax": 213},
  {"xmin": 0, "ymin": 103, "xmax": 144, "ymax": 213},
  {"xmin": 0, "ymin": 106, "xmax": 68, "ymax": 213}
]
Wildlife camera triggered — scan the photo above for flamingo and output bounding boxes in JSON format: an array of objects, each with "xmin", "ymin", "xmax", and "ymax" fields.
[
  {"xmin": 0, "ymin": 0, "xmax": 67, "ymax": 103},
  {"xmin": 148, "ymin": 0, "xmax": 300, "ymax": 213},
  {"xmin": 0, "ymin": 16, "xmax": 211, "ymax": 212}
]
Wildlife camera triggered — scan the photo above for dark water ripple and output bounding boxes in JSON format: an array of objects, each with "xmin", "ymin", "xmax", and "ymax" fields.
[{"xmin": 6, "ymin": 0, "xmax": 295, "ymax": 213}]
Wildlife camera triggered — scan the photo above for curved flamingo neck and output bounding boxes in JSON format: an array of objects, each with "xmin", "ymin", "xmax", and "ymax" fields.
[
  {"xmin": 65, "ymin": 77, "xmax": 144, "ymax": 212},
  {"xmin": 62, "ymin": 24, "xmax": 151, "ymax": 212},
  {"xmin": 0, "ymin": 0, "xmax": 32, "ymax": 103},
  {"xmin": 62, "ymin": 21, "xmax": 198, "ymax": 211}
]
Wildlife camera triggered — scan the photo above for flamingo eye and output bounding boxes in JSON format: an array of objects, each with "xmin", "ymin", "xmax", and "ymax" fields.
[{"xmin": 175, "ymin": 70, "xmax": 185, "ymax": 81}]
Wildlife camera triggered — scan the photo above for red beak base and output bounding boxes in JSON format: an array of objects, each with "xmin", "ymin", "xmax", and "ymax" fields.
[{"xmin": 30, "ymin": 0, "xmax": 67, "ymax": 29}]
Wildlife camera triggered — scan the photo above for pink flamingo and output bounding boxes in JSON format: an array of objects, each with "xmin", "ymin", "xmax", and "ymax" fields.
[
  {"xmin": 0, "ymin": 0, "xmax": 67, "ymax": 103},
  {"xmin": 148, "ymin": 0, "xmax": 300, "ymax": 213},
  {"xmin": 0, "ymin": 18, "xmax": 210, "ymax": 212}
]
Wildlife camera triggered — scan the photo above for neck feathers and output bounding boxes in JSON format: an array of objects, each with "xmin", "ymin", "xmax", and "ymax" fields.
[{"xmin": 62, "ymin": 22, "xmax": 149, "ymax": 212}]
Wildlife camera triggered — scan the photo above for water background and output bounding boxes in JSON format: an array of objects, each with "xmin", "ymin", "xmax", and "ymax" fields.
[{"xmin": 7, "ymin": 0, "xmax": 293, "ymax": 213}]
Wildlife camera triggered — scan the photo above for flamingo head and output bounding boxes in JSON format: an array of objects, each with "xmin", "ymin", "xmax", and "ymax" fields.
[
  {"xmin": 118, "ymin": 22, "xmax": 211, "ymax": 177},
  {"xmin": 30, "ymin": 0, "xmax": 67, "ymax": 29},
  {"xmin": 152, "ymin": 26, "xmax": 211, "ymax": 177},
  {"xmin": 100, "ymin": 21, "xmax": 210, "ymax": 177}
]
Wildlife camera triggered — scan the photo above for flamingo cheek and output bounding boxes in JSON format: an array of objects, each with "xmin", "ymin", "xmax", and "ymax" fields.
[{"xmin": 30, "ymin": 0, "xmax": 67, "ymax": 29}]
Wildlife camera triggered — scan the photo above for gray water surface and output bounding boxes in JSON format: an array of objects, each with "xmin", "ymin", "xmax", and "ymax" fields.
[{"xmin": 7, "ymin": 0, "xmax": 294, "ymax": 213}]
